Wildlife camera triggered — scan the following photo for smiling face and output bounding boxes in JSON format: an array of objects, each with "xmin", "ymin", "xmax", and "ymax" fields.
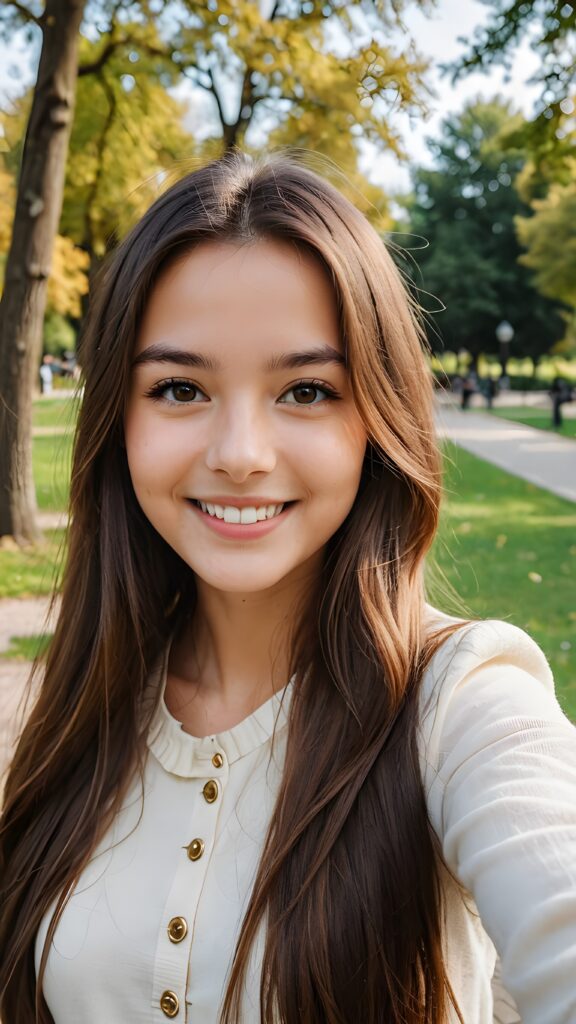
[{"xmin": 124, "ymin": 238, "xmax": 368, "ymax": 596}]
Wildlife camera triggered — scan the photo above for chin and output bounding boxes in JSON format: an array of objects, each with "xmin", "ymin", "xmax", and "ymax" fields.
[
  {"xmin": 194, "ymin": 571, "xmax": 293, "ymax": 595},
  {"xmin": 187, "ymin": 552, "xmax": 315, "ymax": 596}
]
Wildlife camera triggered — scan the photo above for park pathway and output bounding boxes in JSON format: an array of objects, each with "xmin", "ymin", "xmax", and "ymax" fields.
[
  {"xmin": 0, "ymin": 595, "xmax": 59, "ymax": 781},
  {"xmin": 436, "ymin": 402, "xmax": 576, "ymax": 504}
]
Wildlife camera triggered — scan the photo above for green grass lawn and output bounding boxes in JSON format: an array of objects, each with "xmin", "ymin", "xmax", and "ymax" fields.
[
  {"xmin": 2, "ymin": 633, "xmax": 53, "ymax": 661},
  {"xmin": 489, "ymin": 405, "xmax": 576, "ymax": 438},
  {"xmin": 0, "ymin": 528, "xmax": 65, "ymax": 598},
  {"xmin": 32, "ymin": 395, "xmax": 79, "ymax": 430},
  {"xmin": 31, "ymin": 396, "xmax": 75, "ymax": 511},
  {"xmin": 32, "ymin": 434, "xmax": 73, "ymax": 511},
  {"xmin": 433, "ymin": 443, "xmax": 576, "ymax": 719}
]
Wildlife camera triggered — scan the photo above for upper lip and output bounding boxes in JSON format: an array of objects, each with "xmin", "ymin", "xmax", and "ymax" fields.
[{"xmin": 190, "ymin": 496, "xmax": 292, "ymax": 508}]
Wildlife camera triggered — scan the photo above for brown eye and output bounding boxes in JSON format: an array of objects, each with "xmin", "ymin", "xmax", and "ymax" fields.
[
  {"xmin": 146, "ymin": 380, "xmax": 206, "ymax": 404},
  {"xmin": 171, "ymin": 383, "xmax": 197, "ymax": 402},
  {"xmin": 279, "ymin": 381, "xmax": 339, "ymax": 406},
  {"xmin": 293, "ymin": 385, "xmax": 318, "ymax": 404}
]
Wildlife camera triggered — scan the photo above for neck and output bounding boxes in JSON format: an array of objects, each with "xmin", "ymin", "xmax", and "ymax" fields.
[{"xmin": 169, "ymin": 556, "xmax": 321, "ymax": 710}]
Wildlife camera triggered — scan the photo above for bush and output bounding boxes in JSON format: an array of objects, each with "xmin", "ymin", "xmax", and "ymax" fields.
[
  {"xmin": 508, "ymin": 376, "xmax": 550, "ymax": 392},
  {"xmin": 43, "ymin": 312, "xmax": 76, "ymax": 358}
]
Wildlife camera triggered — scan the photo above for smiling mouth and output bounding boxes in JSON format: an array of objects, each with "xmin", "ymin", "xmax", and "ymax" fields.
[{"xmin": 189, "ymin": 500, "xmax": 295, "ymax": 524}]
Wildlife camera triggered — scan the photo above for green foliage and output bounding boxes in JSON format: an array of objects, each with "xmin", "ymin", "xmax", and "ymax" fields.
[
  {"xmin": 61, "ymin": 26, "xmax": 193, "ymax": 260},
  {"xmin": 43, "ymin": 312, "xmax": 77, "ymax": 357},
  {"xmin": 516, "ymin": 174, "xmax": 576, "ymax": 306},
  {"xmin": 446, "ymin": 1, "xmax": 576, "ymax": 174},
  {"xmin": 406, "ymin": 98, "xmax": 566, "ymax": 360},
  {"xmin": 2, "ymin": 0, "xmax": 430, "ymax": 265},
  {"xmin": 170, "ymin": 0, "xmax": 433, "ymax": 155}
]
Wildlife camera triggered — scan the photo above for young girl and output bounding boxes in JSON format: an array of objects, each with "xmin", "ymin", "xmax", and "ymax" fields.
[{"xmin": 1, "ymin": 152, "xmax": 575, "ymax": 1024}]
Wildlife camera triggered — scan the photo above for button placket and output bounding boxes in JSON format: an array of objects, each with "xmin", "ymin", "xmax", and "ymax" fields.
[{"xmin": 151, "ymin": 746, "xmax": 229, "ymax": 1021}]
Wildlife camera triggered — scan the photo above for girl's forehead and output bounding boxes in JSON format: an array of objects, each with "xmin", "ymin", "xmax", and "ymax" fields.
[
  {"xmin": 151, "ymin": 237, "xmax": 331, "ymax": 296},
  {"xmin": 134, "ymin": 238, "xmax": 343, "ymax": 360}
]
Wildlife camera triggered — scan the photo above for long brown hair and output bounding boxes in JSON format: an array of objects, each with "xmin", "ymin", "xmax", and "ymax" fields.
[{"xmin": 0, "ymin": 152, "xmax": 466, "ymax": 1023}]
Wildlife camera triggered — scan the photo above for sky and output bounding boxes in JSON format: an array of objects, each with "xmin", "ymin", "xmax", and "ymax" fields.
[
  {"xmin": 363, "ymin": 0, "xmax": 541, "ymax": 190},
  {"xmin": 0, "ymin": 0, "xmax": 542, "ymax": 193}
]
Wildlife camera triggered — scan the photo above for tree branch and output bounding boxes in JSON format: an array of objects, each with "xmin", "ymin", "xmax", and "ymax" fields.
[
  {"xmin": 207, "ymin": 66, "xmax": 228, "ymax": 133},
  {"xmin": 4, "ymin": 1, "xmax": 41, "ymax": 26},
  {"xmin": 83, "ymin": 72, "xmax": 117, "ymax": 251},
  {"xmin": 78, "ymin": 38, "xmax": 127, "ymax": 76},
  {"xmin": 79, "ymin": 36, "xmax": 171, "ymax": 77}
]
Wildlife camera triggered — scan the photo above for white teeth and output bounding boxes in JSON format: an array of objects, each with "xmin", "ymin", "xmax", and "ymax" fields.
[
  {"xmin": 240, "ymin": 506, "xmax": 257, "ymax": 524},
  {"xmin": 194, "ymin": 500, "xmax": 286, "ymax": 522}
]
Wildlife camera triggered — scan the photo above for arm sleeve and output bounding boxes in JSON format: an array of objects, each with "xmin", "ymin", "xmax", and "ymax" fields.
[{"xmin": 420, "ymin": 619, "xmax": 576, "ymax": 1024}]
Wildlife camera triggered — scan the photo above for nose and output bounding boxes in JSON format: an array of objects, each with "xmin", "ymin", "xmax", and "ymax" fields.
[{"xmin": 204, "ymin": 397, "xmax": 277, "ymax": 481}]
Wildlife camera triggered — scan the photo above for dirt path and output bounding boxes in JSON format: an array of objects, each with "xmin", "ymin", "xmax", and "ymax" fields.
[{"xmin": 0, "ymin": 596, "xmax": 59, "ymax": 781}]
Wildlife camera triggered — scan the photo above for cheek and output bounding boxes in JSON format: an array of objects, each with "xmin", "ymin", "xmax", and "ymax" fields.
[
  {"xmin": 297, "ymin": 419, "xmax": 367, "ymax": 507},
  {"xmin": 124, "ymin": 414, "xmax": 190, "ymax": 494}
]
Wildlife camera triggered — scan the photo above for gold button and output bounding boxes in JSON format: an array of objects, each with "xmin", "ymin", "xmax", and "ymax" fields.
[
  {"xmin": 203, "ymin": 779, "xmax": 219, "ymax": 803},
  {"xmin": 212, "ymin": 752, "xmax": 224, "ymax": 768},
  {"xmin": 160, "ymin": 990, "xmax": 179, "ymax": 1017},
  {"xmin": 186, "ymin": 837, "xmax": 205, "ymax": 861},
  {"xmin": 167, "ymin": 916, "xmax": 188, "ymax": 943}
]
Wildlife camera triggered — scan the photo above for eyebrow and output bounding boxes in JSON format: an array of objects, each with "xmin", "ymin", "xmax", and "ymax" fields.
[{"xmin": 131, "ymin": 342, "xmax": 346, "ymax": 372}]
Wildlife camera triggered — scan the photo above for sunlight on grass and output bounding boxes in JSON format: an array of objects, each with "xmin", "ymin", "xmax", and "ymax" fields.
[
  {"xmin": 32, "ymin": 396, "xmax": 80, "ymax": 431},
  {"xmin": 32, "ymin": 435, "xmax": 73, "ymax": 512},
  {"xmin": 3, "ymin": 633, "xmax": 52, "ymax": 662},
  {"xmin": 0, "ymin": 530, "xmax": 66, "ymax": 598},
  {"xmin": 433, "ymin": 443, "xmax": 576, "ymax": 719}
]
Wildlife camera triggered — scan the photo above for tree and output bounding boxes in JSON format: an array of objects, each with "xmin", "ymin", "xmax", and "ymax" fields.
[
  {"xmin": 1, "ymin": 33, "xmax": 191, "ymax": 297},
  {"xmin": 405, "ymin": 98, "xmax": 566, "ymax": 365},
  {"xmin": 515, "ymin": 171, "xmax": 576, "ymax": 351},
  {"xmin": 0, "ymin": 0, "xmax": 86, "ymax": 545},
  {"xmin": 447, "ymin": 1, "xmax": 576, "ymax": 178},
  {"xmin": 0, "ymin": 0, "xmax": 436, "ymax": 545},
  {"xmin": 61, "ymin": 38, "xmax": 192, "ymax": 284},
  {"xmin": 1, "ymin": 150, "xmax": 89, "ymax": 317}
]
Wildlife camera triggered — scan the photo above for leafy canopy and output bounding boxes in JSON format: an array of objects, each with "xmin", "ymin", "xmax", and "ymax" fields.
[{"xmin": 406, "ymin": 97, "xmax": 566, "ymax": 361}]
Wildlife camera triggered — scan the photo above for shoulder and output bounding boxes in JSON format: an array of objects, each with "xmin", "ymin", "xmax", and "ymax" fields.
[
  {"xmin": 422, "ymin": 606, "xmax": 554, "ymax": 703},
  {"xmin": 418, "ymin": 607, "xmax": 558, "ymax": 780},
  {"xmin": 417, "ymin": 610, "xmax": 576, "ymax": 865}
]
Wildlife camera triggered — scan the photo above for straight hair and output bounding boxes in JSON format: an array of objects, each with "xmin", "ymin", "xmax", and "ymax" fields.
[{"xmin": 0, "ymin": 151, "xmax": 466, "ymax": 1023}]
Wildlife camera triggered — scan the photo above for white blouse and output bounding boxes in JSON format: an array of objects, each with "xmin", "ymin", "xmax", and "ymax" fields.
[{"xmin": 35, "ymin": 614, "xmax": 576, "ymax": 1023}]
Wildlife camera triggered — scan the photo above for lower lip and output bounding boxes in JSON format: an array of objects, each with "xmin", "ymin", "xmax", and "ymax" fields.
[{"xmin": 186, "ymin": 501, "xmax": 295, "ymax": 539}]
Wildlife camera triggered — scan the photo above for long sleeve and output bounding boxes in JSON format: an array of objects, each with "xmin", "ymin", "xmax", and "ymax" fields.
[{"xmin": 421, "ymin": 620, "xmax": 576, "ymax": 1024}]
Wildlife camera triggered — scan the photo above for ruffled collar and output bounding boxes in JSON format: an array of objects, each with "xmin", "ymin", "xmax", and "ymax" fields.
[{"xmin": 146, "ymin": 641, "xmax": 294, "ymax": 778}]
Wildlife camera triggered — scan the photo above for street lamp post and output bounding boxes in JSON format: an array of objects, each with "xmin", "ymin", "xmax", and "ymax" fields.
[{"xmin": 496, "ymin": 320, "xmax": 514, "ymax": 386}]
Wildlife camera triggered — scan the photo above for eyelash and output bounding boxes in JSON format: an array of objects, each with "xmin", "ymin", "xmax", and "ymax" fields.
[{"xmin": 143, "ymin": 377, "xmax": 342, "ymax": 406}]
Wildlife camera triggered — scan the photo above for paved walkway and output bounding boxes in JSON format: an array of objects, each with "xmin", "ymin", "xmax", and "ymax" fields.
[{"xmin": 436, "ymin": 402, "xmax": 576, "ymax": 504}]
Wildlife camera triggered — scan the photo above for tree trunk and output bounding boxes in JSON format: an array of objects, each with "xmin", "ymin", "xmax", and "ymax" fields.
[{"xmin": 0, "ymin": 0, "xmax": 86, "ymax": 545}]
